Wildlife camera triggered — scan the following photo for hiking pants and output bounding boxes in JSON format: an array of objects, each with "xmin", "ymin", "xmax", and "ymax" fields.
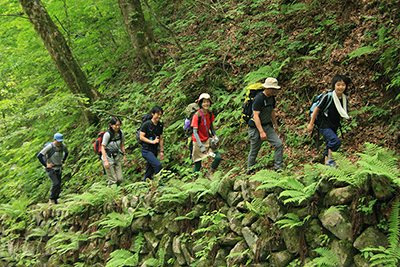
[
  {"xmin": 104, "ymin": 160, "xmax": 123, "ymax": 187},
  {"xmin": 193, "ymin": 151, "xmax": 222, "ymax": 173},
  {"xmin": 248, "ymin": 124, "xmax": 283, "ymax": 171},
  {"xmin": 141, "ymin": 147, "xmax": 162, "ymax": 181},
  {"xmin": 46, "ymin": 168, "xmax": 62, "ymax": 203},
  {"xmin": 319, "ymin": 128, "xmax": 341, "ymax": 156}
]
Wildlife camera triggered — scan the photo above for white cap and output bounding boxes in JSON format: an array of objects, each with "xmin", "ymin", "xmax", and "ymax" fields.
[{"xmin": 198, "ymin": 93, "xmax": 212, "ymax": 102}]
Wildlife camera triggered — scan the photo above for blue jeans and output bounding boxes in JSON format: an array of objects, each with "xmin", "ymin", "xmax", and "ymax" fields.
[
  {"xmin": 319, "ymin": 128, "xmax": 341, "ymax": 156},
  {"xmin": 141, "ymin": 147, "xmax": 162, "ymax": 181}
]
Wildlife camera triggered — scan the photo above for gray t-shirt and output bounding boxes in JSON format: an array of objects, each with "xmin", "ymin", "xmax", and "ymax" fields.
[
  {"xmin": 40, "ymin": 143, "xmax": 68, "ymax": 170},
  {"xmin": 101, "ymin": 130, "xmax": 125, "ymax": 164}
]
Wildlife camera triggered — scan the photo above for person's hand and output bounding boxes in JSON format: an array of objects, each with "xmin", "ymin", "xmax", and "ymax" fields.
[
  {"xmin": 345, "ymin": 116, "xmax": 353, "ymax": 123},
  {"xmin": 104, "ymin": 161, "xmax": 110, "ymax": 169},
  {"xmin": 123, "ymin": 156, "xmax": 128, "ymax": 166},
  {"xmin": 273, "ymin": 125, "xmax": 279, "ymax": 134},
  {"xmin": 260, "ymin": 131, "xmax": 268, "ymax": 141},
  {"xmin": 154, "ymin": 136, "xmax": 160, "ymax": 144},
  {"xmin": 160, "ymin": 152, "xmax": 164, "ymax": 160},
  {"xmin": 46, "ymin": 163, "xmax": 54, "ymax": 168},
  {"xmin": 306, "ymin": 124, "xmax": 314, "ymax": 133}
]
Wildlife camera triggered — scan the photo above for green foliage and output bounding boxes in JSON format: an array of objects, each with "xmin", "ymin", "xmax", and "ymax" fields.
[
  {"xmin": 105, "ymin": 232, "xmax": 144, "ymax": 267},
  {"xmin": 319, "ymin": 143, "xmax": 399, "ymax": 188},
  {"xmin": 276, "ymin": 213, "xmax": 311, "ymax": 229},
  {"xmin": 46, "ymin": 231, "xmax": 88, "ymax": 255},
  {"xmin": 252, "ymin": 169, "xmax": 322, "ymax": 206},
  {"xmin": 306, "ymin": 247, "xmax": 340, "ymax": 266},
  {"xmin": 361, "ymin": 200, "xmax": 400, "ymax": 267},
  {"xmin": 193, "ymin": 210, "xmax": 227, "ymax": 261}
]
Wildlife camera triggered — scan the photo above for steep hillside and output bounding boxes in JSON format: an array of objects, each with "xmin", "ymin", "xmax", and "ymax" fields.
[{"xmin": 120, "ymin": 0, "xmax": 400, "ymax": 175}]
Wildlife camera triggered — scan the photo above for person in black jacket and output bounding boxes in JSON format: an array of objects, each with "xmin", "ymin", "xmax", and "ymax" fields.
[{"xmin": 307, "ymin": 74, "xmax": 352, "ymax": 167}]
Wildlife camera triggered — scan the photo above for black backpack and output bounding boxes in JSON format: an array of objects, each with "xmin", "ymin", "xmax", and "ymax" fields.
[
  {"xmin": 241, "ymin": 83, "xmax": 264, "ymax": 125},
  {"xmin": 135, "ymin": 113, "xmax": 153, "ymax": 145}
]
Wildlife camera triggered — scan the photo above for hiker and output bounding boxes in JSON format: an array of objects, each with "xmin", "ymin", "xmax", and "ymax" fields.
[
  {"xmin": 191, "ymin": 93, "xmax": 221, "ymax": 180},
  {"xmin": 140, "ymin": 106, "xmax": 164, "ymax": 182},
  {"xmin": 247, "ymin": 77, "xmax": 283, "ymax": 174},
  {"xmin": 37, "ymin": 133, "xmax": 69, "ymax": 204},
  {"xmin": 307, "ymin": 74, "xmax": 352, "ymax": 167},
  {"xmin": 101, "ymin": 116, "xmax": 127, "ymax": 187}
]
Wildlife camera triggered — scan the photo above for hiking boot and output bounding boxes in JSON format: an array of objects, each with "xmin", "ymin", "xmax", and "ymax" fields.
[
  {"xmin": 206, "ymin": 171, "xmax": 213, "ymax": 181},
  {"xmin": 48, "ymin": 199, "xmax": 55, "ymax": 205},
  {"xmin": 326, "ymin": 160, "xmax": 336, "ymax": 168},
  {"xmin": 247, "ymin": 167, "xmax": 257, "ymax": 175}
]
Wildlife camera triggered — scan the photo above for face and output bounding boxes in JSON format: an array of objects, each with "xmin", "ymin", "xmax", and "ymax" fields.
[
  {"xmin": 54, "ymin": 140, "xmax": 63, "ymax": 147},
  {"xmin": 334, "ymin": 80, "xmax": 346, "ymax": 95},
  {"xmin": 152, "ymin": 111, "xmax": 162, "ymax": 122},
  {"xmin": 201, "ymin": 99, "xmax": 211, "ymax": 110},
  {"xmin": 265, "ymin": 88, "xmax": 278, "ymax": 97},
  {"xmin": 110, "ymin": 121, "xmax": 121, "ymax": 132}
]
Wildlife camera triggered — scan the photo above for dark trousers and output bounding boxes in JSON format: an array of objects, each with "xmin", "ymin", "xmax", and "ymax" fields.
[
  {"xmin": 46, "ymin": 168, "xmax": 62, "ymax": 203},
  {"xmin": 141, "ymin": 147, "xmax": 162, "ymax": 182},
  {"xmin": 319, "ymin": 128, "xmax": 342, "ymax": 156}
]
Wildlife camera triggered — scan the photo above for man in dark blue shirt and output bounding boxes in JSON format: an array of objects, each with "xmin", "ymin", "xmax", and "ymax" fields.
[{"xmin": 140, "ymin": 106, "xmax": 164, "ymax": 182}]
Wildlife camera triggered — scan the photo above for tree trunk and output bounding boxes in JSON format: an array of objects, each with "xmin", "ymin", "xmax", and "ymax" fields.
[
  {"xmin": 118, "ymin": 0, "xmax": 156, "ymax": 72},
  {"xmin": 18, "ymin": 0, "xmax": 99, "ymax": 124}
]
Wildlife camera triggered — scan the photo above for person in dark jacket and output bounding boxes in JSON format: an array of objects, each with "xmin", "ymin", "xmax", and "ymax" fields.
[
  {"xmin": 140, "ymin": 106, "xmax": 164, "ymax": 182},
  {"xmin": 307, "ymin": 74, "xmax": 352, "ymax": 167}
]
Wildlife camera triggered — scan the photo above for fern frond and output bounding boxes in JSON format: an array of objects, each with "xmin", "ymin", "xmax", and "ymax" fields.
[
  {"xmin": 98, "ymin": 212, "xmax": 134, "ymax": 229},
  {"xmin": 361, "ymin": 201, "xmax": 400, "ymax": 266},
  {"xmin": 310, "ymin": 247, "xmax": 340, "ymax": 266},
  {"xmin": 106, "ymin": 249, "xmax": 137, "ymax": 267}
]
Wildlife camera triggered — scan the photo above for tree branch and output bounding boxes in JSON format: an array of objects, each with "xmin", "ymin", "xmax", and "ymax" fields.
[{"xmin": 85, "ymin": 107, "xmax": 141, "ymax": 123}]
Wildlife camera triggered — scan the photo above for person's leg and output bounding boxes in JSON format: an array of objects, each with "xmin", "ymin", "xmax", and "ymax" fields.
[
  {"xmin": 264, "ymin": 125, "xmax": 284, "ymax": 171},
  {"xmin": 319, "ymin": 128, "xmax": 341, "ymax": 165},
  {"xmin": 211, "ymin": 152, "xmax": 221, "ymax": 170},
  {"xmin": 104, "ymin": 163, "xmax": 118, "ymax": 187},
  {"xmin": 54, "ymin": 169, "xmax": 62, "ymax": 203},
  {"xmin": 46, "ymin": 168, "xmax": 61, "ymax": 203},
  {"xmin": 114, "ymin": 161, "xmax": 123, "ymax": 185},
  {"xmin": 142, "ymin": 148, "xmax": 162, "ymax": 181},
  {"xmin": 193, "ymin": 161, "xmax": 202, "ymax": 175},
  {"xmin": 247, "ymin": 127, "xmax": 263, "ymax": 172}
]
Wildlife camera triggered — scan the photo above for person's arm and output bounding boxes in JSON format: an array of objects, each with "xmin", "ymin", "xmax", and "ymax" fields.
[
  {"xmin": 271, "ymin": 110, "xmax": 279, "ymax": 133},
  {"xmin": 61, "ymin": 145, "xmax": 69, "ymax": 165},
  {"xmin": 159, "ymin": 135, "xmax": 164, "ymax": 160},
  {"xmin": 120, "ymin": 142, "xmax": 127, "ymax": 166},
  {"xmin": 307, "ymin": 106, "xmax": 320, "ymax": 132},
  {"xmin": 37, "ymin": 153, "xmax": 47, "ymax": 167},
  {"xmin": 193, "ymin": 128, "xmax": 206, "ymax": 153},
  {"xmin": 101, "ymin": 145, "xmax": 110, "ymax": 169},
  {"xmin": 254, "ymin": 111, "xmax": 267, "ymax": 141},
  {"xmin": 140, "ymin": 131, "xmax": 159, "ymax": 145}
]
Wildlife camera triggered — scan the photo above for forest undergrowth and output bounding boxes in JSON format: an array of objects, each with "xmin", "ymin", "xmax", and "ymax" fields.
[{"xmin": 0, "ymin": 0, "xmax": 399, "ymax": 204}]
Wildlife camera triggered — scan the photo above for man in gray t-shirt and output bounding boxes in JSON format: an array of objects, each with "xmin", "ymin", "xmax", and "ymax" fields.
[
  {"xmin": 37, "ymin": 133, "xmax": 69, "ymax": 204},
  {"xmin": 247, "ymin": 78, "xmax": 283, "ymax": 174}
]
